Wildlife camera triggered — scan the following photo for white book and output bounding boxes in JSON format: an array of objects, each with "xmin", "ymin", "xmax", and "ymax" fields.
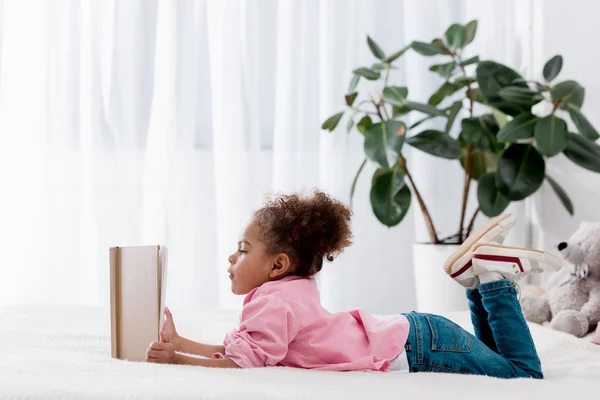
[{"xmin": 109, "ymin": 245, "xmax": 168, "ymax": 362}]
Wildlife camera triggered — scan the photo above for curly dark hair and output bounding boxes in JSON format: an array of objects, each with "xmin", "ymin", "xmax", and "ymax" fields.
[{"xmin": 252, "ymin": 190, "xmax": 353, "ymax": 277}]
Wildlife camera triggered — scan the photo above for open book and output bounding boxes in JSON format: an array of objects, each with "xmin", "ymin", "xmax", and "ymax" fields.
[{"xmin": 109, "ymin": 245, "xmax": 168, "ymax": 361}]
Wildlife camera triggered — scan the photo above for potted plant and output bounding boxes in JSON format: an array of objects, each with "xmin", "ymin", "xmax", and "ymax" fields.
[{"xmin": 322, "ymin": 20, "xmax": 600, "ymax": 312}]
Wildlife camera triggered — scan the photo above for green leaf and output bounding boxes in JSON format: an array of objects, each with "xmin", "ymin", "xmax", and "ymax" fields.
[
  {"xmin": 353, "ymin": 67, "xmax": 381, "ymax": 81},
  {"xmin": 563, "ymin": 132, "xmax": 600, "ymax": 173},
  {"xmin": 567, "ymin": 104, "xmax": 600, "ymax": 140},
  {"xmin": 429, "ymin": 82, "xmax": 459, "ymax": 106},
  {"xmin": 382, "ymin": 86, "xmax": 409, "ymax": 107},
  {"xmin": 534, "ymin": 115, "xmax": 569, "ymax": 157},
  {"xmin": 492, "ymin": 108, "xmax": 509, "ymax": 129},
  {"xmin": 371, "ymin": 63, "xmax": 386, "ymax": 72},
  {"xmin": 364, "ymin": 121, "xmax": 407, "ymax": 168},
  {"xmin": 431, "ymin": 38, "xmax": 445, "ymax": 49},
  {"xmin": 552, "ymin": 80, "xmax": 585, "ymax": 109},
  {"xmin": 445, "ymin": 101, "xmax": 463, "ymax": 134},
  {"xmin": 429, "ymin": 61, "xmax": 457, "ymax": 80},
  {"xmin": 348, "ymin": 74, "xmax": 360, "ymax": 92},
  {"xmin": 460, "ymin": 56, "xmax": 479, "ymax": 66},
  {"xmin": 464, "ymin": 20, "xmax": 478, "ymax": 46},
  {"xmin": 476, "ymin": 61, "xmax": 529, "ymax": 116},
  {"xmin": 411, "ymin": 41, "xmax": 446, "ymax": 56},
  {"xmin": 409, "ymin": 115, "xmax": 436, "ymax": 130},
  {"xmin": 383, "ymin": 45, "xmax": 410, "ymax": 63},
  {"xmin": 496, "ymin": 144, "xmax": 545, "ymax": 200},
  {"xmin": 370, "ymin": 166, "xmax": 411, "ymax": 227},
  {"xmin": 461, "ymin": 149, "xmax": 484, "ymax": 181},
  {"xmin": 356, "ymin": 115, "xmax": 372, "ymax": 134},
  {"xmin": 546, "ymin": 175, "xmax": 573, "ymax": 216},
  {"xmin": 392, "ymin": 105, "xmax": 411, "ymax": 118},
  {"xmin": 533, "ymin": 81, "xmax": 551, "ymax": 92},
  {"xmin": 455, "ymin": 76, "xmax": 476, "ymax": 85},
  {"xmin": 445, "ymin": 24, "xmax": 467, "ymax": 50},
  {"xmin": 404, "ymin": 101, "xmax": 446, "ymax": 117},
  {"xmin": 497, "ymin": 112, "xmax": 538, "ymax": 142},
  {"xmin": 429, "ymin": 77, "xmax": 473, "ymax": 107},
  {"xmin": 350, "ymin": 159, "xmax": 367, "ymax": 205},
  {"xmin": 461, "ymin": 149, "xmax": 498, "ymax": 181},
  {"xmin": 345, "ymin": 92, "xmax": 358, "ymax": 107},
  {"xmin": 499, "ymin": 86, "xmax": 544, "ymax": 108},
  {"xmin": 321, "ymin": 112, "xmax": 344, "ymax": 131},
  {"xmin": 367, "ymin": 36, "xmax": 385, "ymax": 60},
  {"xmin": 478, "ymin": 173, "xmax": 510, "ymax": 217},
  {"xmin": 407, "ymin": 130, "xmax": 462, "ymax": 159},
  {"xmin": 543, "ymin": 55, "xmax": 563, "ymax": 82},
  {"xmin": 466, "ymin": 87, "xmax": 486, "ymax": 104},
  {"xmin": 461, "ymin": 114, "xmax": 500, "ymax": 151}
]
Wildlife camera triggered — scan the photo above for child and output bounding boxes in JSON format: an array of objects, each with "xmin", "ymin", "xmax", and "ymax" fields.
[{"xmin": 146, "ymin": 191, "xmax": 560, "ymax": 378}]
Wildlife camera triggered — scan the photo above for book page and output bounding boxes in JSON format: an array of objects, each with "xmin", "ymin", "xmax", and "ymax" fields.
[
  {"xmin": 159, "ymin": 246, "xmax": 168, "ymax": 333},
  {"xmin": 113, "ymin": 246, "xmax": 160, "ymax": 362}
]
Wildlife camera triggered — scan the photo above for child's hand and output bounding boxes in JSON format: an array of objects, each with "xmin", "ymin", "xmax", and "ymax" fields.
[
  {"xmin": 160, "ymin": 306, "xmax": 180, "ymax": 350},
  {"xmin": 146, "ymin": 331, "xmax": 178, "ymax": 364}
]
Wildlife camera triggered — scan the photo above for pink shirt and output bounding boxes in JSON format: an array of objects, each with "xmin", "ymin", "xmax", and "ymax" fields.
[{"xmin": 218, "ymin": 276, "xmax": 410, "ymax": 371}]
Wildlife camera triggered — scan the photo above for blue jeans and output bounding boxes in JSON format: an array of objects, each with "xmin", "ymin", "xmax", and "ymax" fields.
[{"xmin": 402, "ymin": 279, "xmax": 543, "ymax": 379}]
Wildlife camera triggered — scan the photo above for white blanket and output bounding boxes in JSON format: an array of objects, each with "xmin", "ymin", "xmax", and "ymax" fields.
[{"xmin": 1, "ymin": 305, "xmax": 599, "ymax": 400}]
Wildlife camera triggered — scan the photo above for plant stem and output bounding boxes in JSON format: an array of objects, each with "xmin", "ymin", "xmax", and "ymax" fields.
[
  {"xmin": 380, "ymin": 97, "xmax": 391, "ymax": 120},
  {"xmin": 383, "ymin": 66, "xmax": 391, "ymax": 88},
  {"xmin": 457, "ymin": 59, "xmax": 475, "ymax": 244},
  {"xmin": 438, "ymin": 232, "xmax": 461, "ymax": 244},
  {"xmin": 373, "ymin": 70, "xmax": 438, "ymax": 244},
  {"xmin": 466, "ymin": 207, "xmax": 480, "ymax": 238},
  {"xmin": 380, "ymin": 68, "xmax": 392, "ymax": 120},
  {"xmin": 398, "ymin": 155, "xmax": 440, "ymax": 244},
  {"xmin": 458, "ymin": 143, "xmax": 474, "ymax": 243},
  {"xmin": 370, "ymin": 95, "xmax": 385, "ymax": 121}
]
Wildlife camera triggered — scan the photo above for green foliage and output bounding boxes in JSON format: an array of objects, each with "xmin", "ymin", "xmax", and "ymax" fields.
[
  {"xmin": 321, "ymin": 112, "xmax": 344, "ymax": 131},
  {"xmin": 323, "ymin": 20, "xmax": 599, "ymax": 238},
  {"xmin": 496, "ymin": 144, "xmax": 545, "ymax": 201},
  {"xmin": 382, "ymin": 86, "xmax": 408, "ymax": 107},
  {"xmin": 478, "ymin": 173, "xmax": 510, "ymax": 217},
  {"xmin": 367, "ymin": 36, "xmax": 385, "ymax": 60},
  {"xmin": 370, "ymin": 166, "xmax": 412, "ymax": 227},
  {"xmin": 497, "ymin": 113, "xmax": 537, "ymax": 141},
  {"xmin": 545, "ymin": 175, "xmax": 573, "ymax": 216},
  {"xmin": 364, "ymin": 121, "xmax": 407, "ymax": 168},
  {"xmin": 407, "ymin": 130, "xmax": 461, "ymax": 159},
  {"xmin": 534, "ymin": 115, "xmax": 568, "ymax": 156},
  {"xmin": 543, "ymin": 55, "xmax": 563, "ymax": 82},
  {"xmin": 552, "ymin": 80, "xmax": 584, "ymax": 109}
]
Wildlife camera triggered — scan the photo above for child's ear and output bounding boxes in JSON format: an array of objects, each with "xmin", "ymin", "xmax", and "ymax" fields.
[{"xmin": 270, "ymin": 253, "xmax": 292, "ymax": 279}]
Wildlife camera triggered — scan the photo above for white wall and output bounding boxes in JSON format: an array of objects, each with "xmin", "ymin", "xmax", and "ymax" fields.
[{"xmin": 534, "ymin": 0, "xmax": 600, "ymax": 254}]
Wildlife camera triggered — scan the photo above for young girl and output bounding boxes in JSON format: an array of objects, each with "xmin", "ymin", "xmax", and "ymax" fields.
[{"xmin": 146, "ymin": 191, "xmax": 560, "ymax": 378}]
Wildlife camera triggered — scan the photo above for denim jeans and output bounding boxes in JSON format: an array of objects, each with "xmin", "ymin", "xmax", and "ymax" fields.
[{"xmin": 402, "ymin": 279, "xmax": 543, "ymax": 379}]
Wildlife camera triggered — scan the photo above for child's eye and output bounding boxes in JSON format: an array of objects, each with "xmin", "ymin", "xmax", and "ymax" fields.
[{"xmin": 238, "ymin": 250, "xmax": 247, "ymax": 255}]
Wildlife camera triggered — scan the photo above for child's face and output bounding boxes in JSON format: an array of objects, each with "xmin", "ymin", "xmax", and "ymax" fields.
[{"xmin": 227, "ymin": 222, "xmax": 278, "ymax": 295}]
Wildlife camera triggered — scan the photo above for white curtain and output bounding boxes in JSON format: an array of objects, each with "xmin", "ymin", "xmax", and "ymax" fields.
[{"xmin": 0, "ymin": 0, "xmax": 532, "ymax": 315}]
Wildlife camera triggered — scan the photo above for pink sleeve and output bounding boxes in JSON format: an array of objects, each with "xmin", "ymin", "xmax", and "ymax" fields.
[{"xmin": 224, "ymin": 294, "xmax": 296, "ymax": 368}]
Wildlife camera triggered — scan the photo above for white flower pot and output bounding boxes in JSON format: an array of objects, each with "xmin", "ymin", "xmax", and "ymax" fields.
[{"xmin": 412, "ymin": 243, "xmax": 469, "ymax": 314}]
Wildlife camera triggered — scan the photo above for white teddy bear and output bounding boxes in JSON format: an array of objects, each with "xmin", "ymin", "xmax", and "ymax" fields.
[{"xmin": 520, "ymin": 221, "xmax": 600, "ymax": 338}]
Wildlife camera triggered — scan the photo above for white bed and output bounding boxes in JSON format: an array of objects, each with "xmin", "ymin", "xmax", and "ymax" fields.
[{"xmin": 1, "ymin": 305, "xmax": 599, "ymax": 400}]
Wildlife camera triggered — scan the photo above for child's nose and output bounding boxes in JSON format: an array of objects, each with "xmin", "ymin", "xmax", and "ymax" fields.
[{"xmin": 228, "ymin": 253, "xmax": 235, "ymax": 264}]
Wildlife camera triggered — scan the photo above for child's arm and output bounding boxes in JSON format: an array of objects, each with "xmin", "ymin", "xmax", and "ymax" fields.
[
  {"xmin": 161, "ymin": 306, "xmax": 225, "ymax": 358},
  {"xmin": 147, "ymin": 332, "xmax": 239, "ymax": 368},
  {"xmin": 173, "ymin": 336, "xmax": 225, "ymax": 358},
  {"xmin": 174, "ymin": 354, "xmax": 239, "ymax": 368}
]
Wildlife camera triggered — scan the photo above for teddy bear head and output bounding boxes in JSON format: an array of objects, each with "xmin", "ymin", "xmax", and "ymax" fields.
[{"xmin": 558, "ymin": 221, "xmax": 600, "ymax": 278}]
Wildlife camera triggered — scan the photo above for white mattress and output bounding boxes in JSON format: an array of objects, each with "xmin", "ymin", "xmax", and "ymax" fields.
[{"xmin": 1, "ymin": 305, "xmax": 599, "ymax": 400}]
